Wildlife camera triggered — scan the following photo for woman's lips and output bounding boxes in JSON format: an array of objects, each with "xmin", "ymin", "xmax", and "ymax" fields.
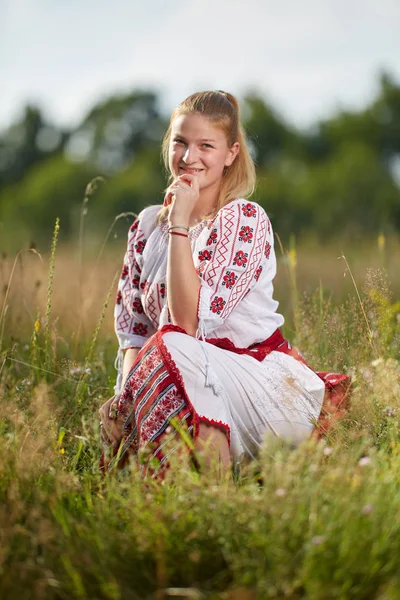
[{"xmin": 179, "ymin": 167, "xmax": 204, "ymax": 174}]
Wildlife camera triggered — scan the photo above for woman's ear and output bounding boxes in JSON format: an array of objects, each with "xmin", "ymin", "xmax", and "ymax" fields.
[{"xmin": 225, "ymin": 142, "xmax": 240, "ymax": 167}]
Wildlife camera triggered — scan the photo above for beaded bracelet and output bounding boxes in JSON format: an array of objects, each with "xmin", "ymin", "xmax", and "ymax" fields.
[
  {"xmin": 168, "ymin": 225, "xmax": 190, "ymax": 232},
  {"xmin": 168, "ymin": 230, "xmax": 189, "ymax": 238}
]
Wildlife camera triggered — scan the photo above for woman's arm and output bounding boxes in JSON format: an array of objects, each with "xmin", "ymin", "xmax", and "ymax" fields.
[
  {"xmin": 167, "ymin": 233, "xmax": 200, "ymax": 336},
  {"xmin": 166, "ymin": 174, "xmax": 201, "ymax": 337},
  {"xmin": 122, "ymin": 348, "xmax": 140, "ymax": 386}
]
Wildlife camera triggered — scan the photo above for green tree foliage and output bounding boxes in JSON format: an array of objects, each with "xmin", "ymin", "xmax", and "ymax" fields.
[
  {"xmin": 244, "ymin": 94, "xmax": 299, "ymax": 165},
  {"xmin": 0, "ymin": 105, "xmax": 67, "ymax": 187},
  {"xmin": 94, "ymin": 147, "xmax": 166, "ymax": 222},
  {"xmin": 0, "ymin": 76, "xmax": 399, "ymax": 249},
  {"xmin": 318, "ymin": 72, "xmax": 400, "ymax": 161},
  {"xmin": 0, "ymin": 155, "xmax": 95, "ymax": 248},
  {"xmin": 66, "ymin": 90, "xmax": 167, "ymax": 173}
]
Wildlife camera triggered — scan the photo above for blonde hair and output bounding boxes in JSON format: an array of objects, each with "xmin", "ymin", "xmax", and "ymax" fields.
[{"xmin": 158, "ymin": 90, "xmax": 256, "ymax": 222}]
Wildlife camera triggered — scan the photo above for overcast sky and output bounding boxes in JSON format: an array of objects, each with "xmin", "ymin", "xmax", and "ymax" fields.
[{"xmin": 1, "ymin": 0, "xmax": 400, "ymax": 132}]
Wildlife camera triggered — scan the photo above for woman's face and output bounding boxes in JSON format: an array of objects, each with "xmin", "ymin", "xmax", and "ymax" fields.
[{"xmin": 169, "ymin": 113, "xmax": 239, "ymax": 195}]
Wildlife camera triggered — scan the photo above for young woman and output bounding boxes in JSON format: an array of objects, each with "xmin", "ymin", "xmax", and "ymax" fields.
[{"xmin": 99, "ymin": 91, "xmax": 346, "ymax": 475}]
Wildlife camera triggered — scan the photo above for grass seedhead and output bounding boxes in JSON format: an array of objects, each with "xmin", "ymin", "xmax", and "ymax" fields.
[{"xmin": 44, "ymin": 218, "xmax": 60, "ymax": 372}]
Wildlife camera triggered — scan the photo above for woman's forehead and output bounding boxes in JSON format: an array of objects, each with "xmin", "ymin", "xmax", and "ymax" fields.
[{"xmin": 171, "ymin": 113, "xmax": 226, "ymax": 142}]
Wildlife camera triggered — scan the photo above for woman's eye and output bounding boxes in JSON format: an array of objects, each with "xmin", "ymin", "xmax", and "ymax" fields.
[
  {"xmin": 202, "ymin": 143, "xmax": 213, "ymax": 149},
  {"xmin": 174, "ymin": 139, "xmax": 184, "ymax": 144}
]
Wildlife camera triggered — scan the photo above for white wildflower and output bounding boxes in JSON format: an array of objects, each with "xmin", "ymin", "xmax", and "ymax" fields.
[
  {"xmin": 362, "ymin": 504, "xmax": 373, "ymax": 515},
  {"xmin": 371, "ymin": 358, "xmax": 384, "ymax": 368},
  {"xmin": 312, "ymin": 535, "xmax": 325, "ymax": 546}
]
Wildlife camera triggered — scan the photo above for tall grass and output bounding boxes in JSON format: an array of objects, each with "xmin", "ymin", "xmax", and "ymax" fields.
[{"xmin": 0, "ymin": 218, "xmax": 399, "ymax": 598}]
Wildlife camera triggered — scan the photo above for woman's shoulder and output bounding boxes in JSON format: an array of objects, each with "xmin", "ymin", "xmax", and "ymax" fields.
[
  {"xmin": 218, "ymin": 198, "xmax": 270, "ymax": 221},
  {"xmin": 136, "ymin": 204, "xmax": 163, "ymax": 224},
  {"xmin": 129, "ymin": 204, "xmax": 162, "ymax": 235}
]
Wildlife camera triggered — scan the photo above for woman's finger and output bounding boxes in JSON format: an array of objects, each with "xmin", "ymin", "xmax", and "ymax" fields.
[
  {"xmin": 163, "ymin": 191, "xmax": 173, "ymax": 207},
  {"xmin": 99, "ymin": 396, "xmax": 123, "ymax": 447},
  {"xmin": 178, "ymin": 175, "xmax": 192, "ymax": 186}
]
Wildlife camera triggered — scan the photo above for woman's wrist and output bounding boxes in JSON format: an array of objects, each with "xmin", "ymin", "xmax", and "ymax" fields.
[
  {"xmin": 168, "ymin": 223, "xmax": 190, "ymax": 230},
  {"xmin": 168, "ymin": 214, "xmax": 190, "ymax": 228},
  {"xmin": 168, "ymin": 225, "xmax": 190, "ymax": 232}
]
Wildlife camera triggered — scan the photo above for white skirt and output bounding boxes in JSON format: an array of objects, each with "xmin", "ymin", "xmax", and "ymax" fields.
[{"xmin": 162, "ymin": 332, "xmax": 325, "ymax": 462}]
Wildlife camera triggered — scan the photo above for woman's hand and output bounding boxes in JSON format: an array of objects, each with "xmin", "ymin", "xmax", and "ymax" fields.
[
  {"xmin": 99, "ymin": 394, "xmax": 123, "ymax": 448},
  {"xmin": 164, "ymin": 174, "xmax": 200, "ymax": 225}
]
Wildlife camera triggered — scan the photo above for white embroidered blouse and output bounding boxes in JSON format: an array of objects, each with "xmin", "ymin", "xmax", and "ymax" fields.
[{"xmin": 115, "ymin": 199, "xmax": 284, "ymax": 363}]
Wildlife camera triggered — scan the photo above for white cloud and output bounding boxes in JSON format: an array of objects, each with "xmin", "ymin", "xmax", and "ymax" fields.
[{"xmin": 1, "ymin": 0, "xmax": 400, "ymax": 130}]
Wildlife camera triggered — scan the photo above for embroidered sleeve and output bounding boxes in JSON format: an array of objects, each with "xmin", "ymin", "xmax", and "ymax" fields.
[
  {"xmin": 114, "ymin": 215, "xmax": 153, "ymax": 350},
  {"xmin": 196, "ymin": 200, "xmax": 273, "ymax": 335}
]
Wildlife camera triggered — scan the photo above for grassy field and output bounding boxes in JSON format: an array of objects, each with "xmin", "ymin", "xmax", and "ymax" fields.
[{"xmin": 0, "ymin": 228, "xmax": 400, "ymax": 599}]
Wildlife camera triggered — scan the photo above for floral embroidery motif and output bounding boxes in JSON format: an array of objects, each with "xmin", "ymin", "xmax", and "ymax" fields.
[
  {"xmin": 238, "ymin": 225, "xmax": 254, "ymax": 243},
  {"xmin": 196, "ymin": 263, "xmax": 206, "ymax": 279},
  {"xmin": 132, "ymin": 299, "xmax": 143, "ymax": 314},
  {"xmin": 135, "ymin": 239, "xmax": 146, "ymax": 255},
  {"xmin": 241, "ymin": 202, "xmax": 257, "ymax": 218},
  {"xmin": 129, "ymin": 220, "xmax": 139, "ymax": 233},
  {"xmin": 160, "ymin": 283, "xmax": 166, "ymax": 299},
  {"xmin": 254, "ymin": 265, "xmax": 263, "ymax": 281},
  {"xmin": 116, "ymin": 291, "xmax": 122, "ymax": 305},
  {"xmin": 121, "ymin": 264, "xmax": 128, "ymax": 279},
  {"xmin": 265, "ymin": 241, "xmax": 271, "ymax": 259},
  {"xmin": 132, "ymin": 274, "xmax": 140, "ymax": 289},
  {"xmin": 206, "ymin": 228, "xmax": 218, "ymax": 246},
  {"xmin": 140, "ymin": 280, "xmax": 148, "ymax": 291},
  {"xmin": 133, "ymin": 322, "xmax": 148, "ymax": 336},
  {"xmin": 211, "ymin": 296, "xmax": 226, "ymax": 314},
  {"xmin": 233, "ymin": 250, "xmax": 248, "ymax": 267},
  {"xmin": 198, "ymin": 249, "xmax": 213, "ymax": 261},
  {"xmin": 222, "ymin": 271, "xmax": 237, "ymax": 289}
]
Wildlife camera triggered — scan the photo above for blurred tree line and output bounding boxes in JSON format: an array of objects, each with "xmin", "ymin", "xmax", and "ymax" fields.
[{"xmin": 0, "ymin": 73, "xmax": 399, "ymax": 250}]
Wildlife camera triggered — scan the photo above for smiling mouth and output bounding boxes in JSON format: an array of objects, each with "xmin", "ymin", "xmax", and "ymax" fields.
[{"xmin": 179, "ymin": 167, "xmax": 204, "ymax": 173}]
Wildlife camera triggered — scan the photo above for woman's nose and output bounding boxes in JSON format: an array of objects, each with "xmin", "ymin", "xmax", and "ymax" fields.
[{"xmin": 182, "ymin": 146, "xmax": 198, "ymax": 163}]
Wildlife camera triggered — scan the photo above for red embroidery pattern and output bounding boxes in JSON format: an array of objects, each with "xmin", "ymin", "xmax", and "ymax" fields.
[
  {"xmin": 233, "ymin": 250, "xmax": 248, "ymax": 267},
  {"xmin": 135, "ymin": 239, "xmax": 146, "ymax": 255},
  {"xmin": 241, "ymin": 202, "xmax": 257, "ymax": 218},
  {"xmin": 206, "ymin": 228, "xmax": 218, "ymax": 245},
  {"xmin": 133, "ymin": 322, "xmax": 148, "ymax": 336},
  {"xmin": 203, "ymin": 205, "xmax": 236, "ymax": 287},
  {"xmin": 238, "ymin": 225, "xmax": 254, "ymax": 243},
  {"xmin": 220, "ymin": 205, "xmax": 267, "ymax": 319},
  {"xmin": 146, "ymin": 285, "xmax": 159, "ymax": 327},
  {"xmin": 116, "ymin": 311, "xmax": 131, "ymax": 333},
  {"xmin": 132, "ymin": 299, "xmax": 143, "ymax": 314},
  {"xmin": 211, "ymin": 296, "xmax": 226, "ymax": 314},
  {"xmin": 222, "ymin": 271, "xmax": 237, "ymax": 289},
  {"xmin": 254, "ymin": 265, "xmax": 263, "ymax": 281},
  {"xmin": 198, "ymin": 249, "xmax": 213, "ymax": 261},
  {"xmin": 196, "ymin": 263, "xmax": 206, "ymax": 279},
  {"xmin": 115, "ymin": 216, "xmax": 152, "ymax": 338},
  {"xmin": 109, "ymin": 327, "xmax": 205, "ymax": 473},
  {"xmin": 129, "ymin": 219, "xmax": 139, "ymax": 233},
  {"xmin": 265, "ymin": 241, "xmax": 271, "ymax": 259},
  {"xmin": 200, "ymin": 202, "xmax": 269, "ymax": 322}
]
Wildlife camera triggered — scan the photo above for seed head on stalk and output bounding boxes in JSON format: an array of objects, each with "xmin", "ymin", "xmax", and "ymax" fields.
[{"xmin": 44, "ymin": 218, "xmax": 60, "ymax": 372}]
